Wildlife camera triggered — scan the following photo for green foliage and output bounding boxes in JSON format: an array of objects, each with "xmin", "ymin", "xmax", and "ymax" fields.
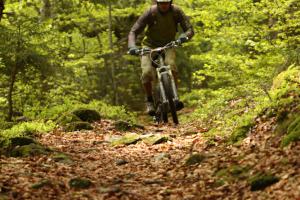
[
  {"xmin": 281, "ymin": 116, "xmax": 300, "ymax": 147},
  {"xmin": 0, "ymin": 121, "xmax": 56, "ymax": 139},
  {"xmin": 33, "ymin": 99, "xmax": 137, "ymax": 123},
  {"xmin": 0, "ymin": 0, "xmax": 299, "ymax": 141},
  {"xmin": 56, "ymin": 113, "xmax": 82, "ymax": 126},
  {"xmin": 230, "ymin": 119, "xmax": 255, "ymax": 143}
]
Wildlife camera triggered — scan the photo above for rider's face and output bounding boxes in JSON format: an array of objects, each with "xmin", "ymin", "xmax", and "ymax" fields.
[{"xmin": 158, "ymin": 2, "xmax": 171, "ymax": 13}]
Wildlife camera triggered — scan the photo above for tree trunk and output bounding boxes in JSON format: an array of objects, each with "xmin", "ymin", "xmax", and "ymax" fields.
[
  {"xmin": 7, "ymin": 64, "xmax": 17, "ymax": 121},
  {"xmin": 7, "ymin": 24, "xmax": 22, "ymax": 121},
  {"xmin": 0, "ymin": 0, "xmax": 4, "ymax": 22},
  {"xmin": 40, "ymin": 0, "xmax": 51, "ymax": 21},
  {"xmin": 108, "ymin": 0, "xmax": 118, "ymax": 105}
]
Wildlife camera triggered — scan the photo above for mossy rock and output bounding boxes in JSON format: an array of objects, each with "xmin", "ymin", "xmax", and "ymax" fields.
[
  {"xmin": 64, "ymin": 122, "xmax": 93, "ymax": 132},
  {"xmin": 113, "ymin": 120, "xmax": 132, "ymax": 131},
  {"xmin": 9, "ymin": 137, "xmax": 36, "ymax": 148},
  {"xmin": 185, "ymin": 153, "xmax": 205, "ymax": 166},
  {"xmin": 110, "ymin": 133, "xmax": 141, "ymax": 146},
  {"xmin": 113, "ymin": 120, "xmax": 144, "ymax": 131},
  {"xmin": 249, "ymin": 174, "xmax": 280, "ymax": 191},
  {"xmin": 56, "ymin": 113, "xmax": 82, "ymax": 125},
  {"xmin": 281, "ymin": 116, "xmax": 300, "ymax": 147},
  {"xmin": 230, "ymin": 121, "xmax": 255, "ymax": 143},
  {"xmin": 52, "ymin": 153, "xmax": 73, "ymax": 164},
  {"xmin": 72, "ymin": 108, "xmax": 101, "ymax": 123},
  {"xmin": 69, "ymin": 178, "xmax": 92, "ymax": 189},
  {"xmin": 31, "ymin": 179, "xmax": 52, "ymax": 189},
  {"xmin": 11, "ymin": 143, "xmax": 51, "ymax": 157},
  {"xmin": 142, "ymin": 134, "xmax": 170, "ymax": 145}
]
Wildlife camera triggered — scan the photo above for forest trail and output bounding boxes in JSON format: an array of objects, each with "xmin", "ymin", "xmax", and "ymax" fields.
[{"xmin": 0, "ymin": 118, "xmax": 299, "ymax": 200}]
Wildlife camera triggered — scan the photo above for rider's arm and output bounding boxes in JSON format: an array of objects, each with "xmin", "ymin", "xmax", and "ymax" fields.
[
  {"xmin": 173, "ymin": 5, "xmax": 194, "ymax": 40},
  {"xmin": 128, "ymin": 8, "xmax": 152, "ymax": 48}
]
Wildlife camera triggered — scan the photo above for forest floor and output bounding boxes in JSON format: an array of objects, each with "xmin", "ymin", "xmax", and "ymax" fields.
[{"xmin": 0, "ymin": 116, "xmax": 299, "ymax": 200}]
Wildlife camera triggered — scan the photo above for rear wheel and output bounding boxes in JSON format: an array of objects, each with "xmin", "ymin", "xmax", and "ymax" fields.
[{"xmin": 161, "ymin": 73, "xmax": 179, "ymax": 124}]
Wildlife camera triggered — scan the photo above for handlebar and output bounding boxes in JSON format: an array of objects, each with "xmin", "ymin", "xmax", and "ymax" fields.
[{"xmin": 128, "ymin": 37, "xmax": 188, "ymax": 56}]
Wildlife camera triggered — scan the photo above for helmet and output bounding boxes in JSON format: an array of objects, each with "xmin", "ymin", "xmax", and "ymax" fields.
[{"xmin": 156, "ymin": 0, "xmax": 172, "ymax": 2}]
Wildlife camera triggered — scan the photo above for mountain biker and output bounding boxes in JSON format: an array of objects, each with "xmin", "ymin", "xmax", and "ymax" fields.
[{"xmin": 128, "ymin": 0, "xmax": 194, "ymax": 116}]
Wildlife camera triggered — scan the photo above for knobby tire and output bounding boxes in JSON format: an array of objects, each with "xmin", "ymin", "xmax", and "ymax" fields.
[{"xmin": 161, "ymin": 73, "xmax": 179, "ymax": 124}]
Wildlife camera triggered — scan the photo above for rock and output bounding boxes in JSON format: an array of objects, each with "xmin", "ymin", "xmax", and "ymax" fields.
[
  {"xmin": 99, "ymin": 186, "xmax": 121, "ymax": 193},
  {"xmin": 110, "ymin": 133, "xmax": 141, "ymax": 146},
  {"xmin": 249, "ymin": 174, "xmax": 280, "ymax": 191},
  {"xmin": 153, "ymin": 153, "xmax": 171, "ymax": 162},
  {"xmin": 72, "ymin": 108, "xmax": 101, "ymax": 123},
  {"xmin": 142, "ymin": 134, "xmax": 170, "ymax": 145},
  {"xmin": 69, "ymin": 178, "xmax": 92, "ymax": 189},
  {"xmin": 31, "ymin": 179, "xmax": 52, "ymax": 189},
  {"xmin": 56, "ymin": 113, "xmax": 82, "ymax": 125},
  {"xmin": 9, "ymin": 137, "xmax": 36, "ymax": 148},
  {"xmin": 11, "ymin": 143, "xmax": 51, "ymax": 157},
  {"xmin": 143, "ymin": 179, "xmax": 164, "ymax": 185},
  {"xmin": 116, "ymin": 159, "xmax": 128, "ymax": 166},
  {"xmin": 185, "ymin": 153, "xmax": 205, "ymax": 166},
  {"xmin": 52, "ymin": 153, "xmax": 73, "ymax": 164},
  {"xmin": 64, "ymin": 122, "xmax": 93, "ymax": 132},
  {"xmin": 113, "ymin": 120, "xmax": 132, "ymax": 131},
  {"xmin": 113, "ymin": 120, "xmax": 144, "ymax": 131}
]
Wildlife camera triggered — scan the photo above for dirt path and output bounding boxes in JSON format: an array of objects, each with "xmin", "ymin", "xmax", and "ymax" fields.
[{"xmin": 0, "ymin": 119, "xmax": 299, "ymax": 200}]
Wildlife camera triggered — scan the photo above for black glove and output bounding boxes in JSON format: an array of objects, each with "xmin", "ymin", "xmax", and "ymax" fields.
[
  {"xmin": 128, "ymin": 46, "xmax": 138, "ymax": 55},
  {"xmin": 177, "ymin": 33, "xmax": 189, "ymax": 44}
]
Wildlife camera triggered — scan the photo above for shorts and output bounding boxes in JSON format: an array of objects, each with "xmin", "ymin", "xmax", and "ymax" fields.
[{"xmin": 140, "ymin": 47, "xmax": 177, "ymax": 84}]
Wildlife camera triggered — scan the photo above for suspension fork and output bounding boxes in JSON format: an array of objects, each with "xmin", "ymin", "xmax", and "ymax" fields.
[
  {"xmin": 157, "ymin": 56, "xmax": 168, "ymax": 104},
  {"xmin": 156, "ymin": 55, "xmax": 179, "ymax": 102}
]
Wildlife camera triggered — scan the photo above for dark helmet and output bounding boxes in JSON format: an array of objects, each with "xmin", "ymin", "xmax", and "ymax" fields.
[{"xmin": 156, "ymin": 0, "xmax": 172, "ymax": 3}]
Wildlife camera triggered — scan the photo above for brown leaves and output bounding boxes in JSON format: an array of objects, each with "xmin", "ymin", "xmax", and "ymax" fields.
[{"xmin": 0, "ymin": 119, "xmax": 299, "ymax": 199}]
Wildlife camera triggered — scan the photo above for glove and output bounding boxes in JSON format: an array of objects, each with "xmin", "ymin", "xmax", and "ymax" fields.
[
  {"xmin": 177, "ymin": 33, "xmax": 189, "ymax": 44},
  {"xmin": 128, "ymin": 46, "xmax": 138, "ymax": 55}
]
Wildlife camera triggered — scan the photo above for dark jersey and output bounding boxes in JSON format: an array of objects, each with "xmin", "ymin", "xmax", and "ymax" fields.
[{"xmin": 128, "ymin": 4, "xmax": 194, "ymax": 48}]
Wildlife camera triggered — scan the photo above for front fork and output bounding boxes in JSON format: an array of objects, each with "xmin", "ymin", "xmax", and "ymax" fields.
[{"xmin": 156, "ymin": 65, "xmax": 179, "ymax": 104}]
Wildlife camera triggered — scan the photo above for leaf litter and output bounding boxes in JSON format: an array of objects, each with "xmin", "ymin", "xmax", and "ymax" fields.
[{"xmin": 0, "ymin": 118, "xmax": 299, "ymax": 200}]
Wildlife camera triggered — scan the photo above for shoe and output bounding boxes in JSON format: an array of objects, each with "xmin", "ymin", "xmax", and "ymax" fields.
[
  {"xmin": 175, "ymin": 100, "xmax": 184, "ymax": 111},
  {"xmin": 146, "ymin": 101, "xmax": 155, "ymax": 116}
]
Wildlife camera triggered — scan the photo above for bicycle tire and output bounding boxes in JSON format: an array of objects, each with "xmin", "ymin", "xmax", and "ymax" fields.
[
  {"xmin": 161, "ymin": 73, "xmax": 179, "ymax": 124},
  {"xmin": 161, "ymin": 103, "xmax": 168, "ymax": 123}
]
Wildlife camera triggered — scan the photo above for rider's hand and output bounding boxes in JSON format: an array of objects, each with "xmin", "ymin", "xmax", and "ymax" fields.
[
  {"xmin": 177, "ymin": 33, "xmax": 189, "ymax": 44},
  {"xmin": 128, "ymin": 46, "xmax": 139, "ymax": 55}
]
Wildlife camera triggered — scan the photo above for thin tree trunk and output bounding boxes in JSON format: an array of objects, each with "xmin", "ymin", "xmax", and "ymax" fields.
[
  {"xmin": 7, "ymin": 64, "xmax": 17, "ymax": 121},
  {"xmin": 8, "ymin": 25, "xmax": 21, "ymax": 121},
  {"xmin": 40, "ymin": 0, "xmax": 51, "ymax": 22},
  {"xmin": 108, "ymin": 0, "xmax": 118, "ymax": 105},
  {"xmin": 0, "ymin": 0, "xmax": 4, "ymax": 22}
]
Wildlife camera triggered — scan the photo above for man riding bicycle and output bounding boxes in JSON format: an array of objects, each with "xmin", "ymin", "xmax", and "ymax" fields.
[{"xmin": 128, "ymin": 0, "xmax": 194, "ymax": 116}]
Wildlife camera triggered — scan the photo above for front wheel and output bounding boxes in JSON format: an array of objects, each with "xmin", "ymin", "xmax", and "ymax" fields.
[{"xmin": 161, "ymin": 73, "xmax": 179, "ymax": 125}]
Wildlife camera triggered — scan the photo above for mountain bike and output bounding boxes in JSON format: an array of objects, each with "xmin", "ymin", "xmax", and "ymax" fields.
[{"xmin": 133, "ymin": 40, "xmax": 184, "ymax": 125}]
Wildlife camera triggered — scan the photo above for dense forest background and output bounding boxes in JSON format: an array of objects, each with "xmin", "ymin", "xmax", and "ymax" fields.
[
  {"xmin": 0, "ymin": 0, "xmax": 299, "ymax": 135},
  {"xmin": 0, "ymin": 1, "xmax": 299, "ymax": 199}
]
